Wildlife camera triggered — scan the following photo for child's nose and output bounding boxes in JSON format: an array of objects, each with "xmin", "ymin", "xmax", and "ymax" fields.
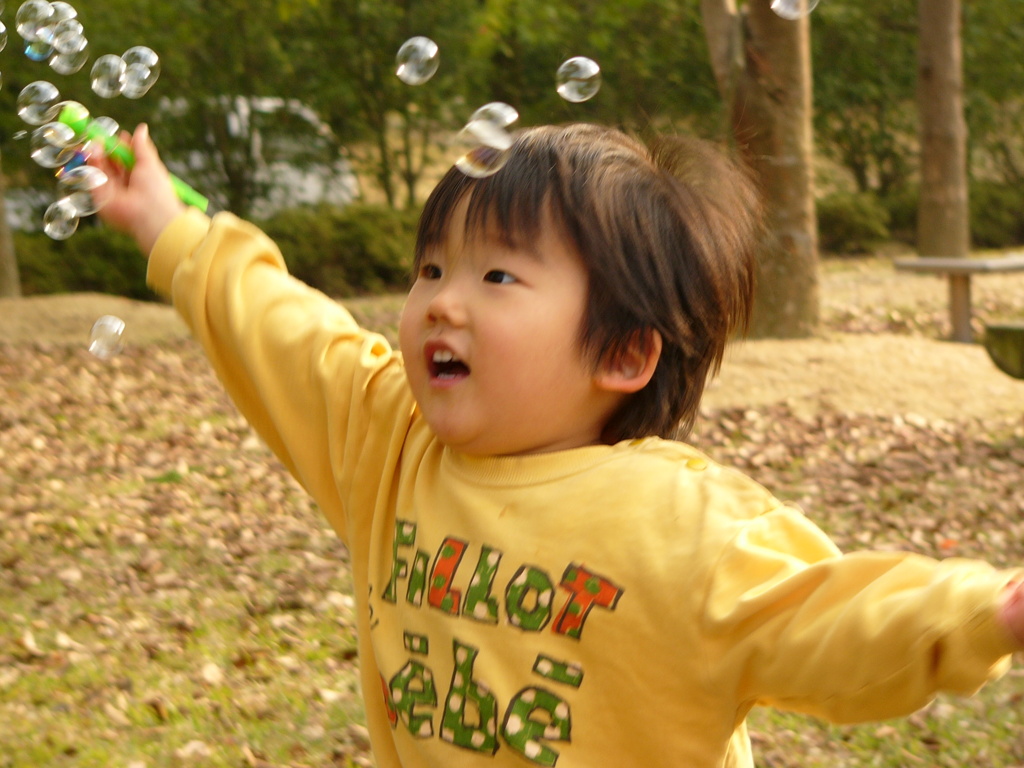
[{"xmin": 426, "ymin": 283, "xmax": 468, "ymax": 326}]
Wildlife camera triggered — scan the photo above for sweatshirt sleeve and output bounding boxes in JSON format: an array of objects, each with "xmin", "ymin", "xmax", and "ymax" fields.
[
  {"xmin": 147, "ymin": 209, "xmax": 416, "ymax": 542},
  {"xmin": 700, "ymin": 503, "xmax": 1022, "ymax": 724}
]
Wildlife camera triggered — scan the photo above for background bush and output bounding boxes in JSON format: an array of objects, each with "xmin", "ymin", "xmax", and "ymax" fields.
[
  {"xmin": 17, "ymin": 224, "xmax": 155, "ymax": 299},
  {"xmin": 15, "ymin": 203, "xmax": 419, "ymax": 299},
  {"xmin": 817, "ymin": 191, "xmax": 892, "ymax": 254},
  {"xmin": 879, "ymin": 185, "xmax": 919, "ymax": 245},
  {"xmin": 970, "ymin": 181, "xmax": 1024, "ymax": 249},
  {"xmin": 260, "ymin": 203, "xmax": 418, "ymax": 297},
  {"xmin": 817, "ymin": 182, "xmax": 1024, "ymax": 254}
]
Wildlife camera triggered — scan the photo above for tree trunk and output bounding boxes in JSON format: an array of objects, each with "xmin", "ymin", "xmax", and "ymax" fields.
[
  {"xmin": 702, "ymin": 0, "xmax": 819, "ymax": 338},
  {"xmin": 917, "ymin": 0, "xmax": 968, "ymax": 258},
  {"xmin": 0, "ymin": 155, "xmax": 20, "ymax": 298}
]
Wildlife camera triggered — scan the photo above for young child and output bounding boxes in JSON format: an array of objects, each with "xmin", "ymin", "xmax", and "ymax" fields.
[{"xmin": 97, "ymin": 122, "xmax": 1024, "ymax": 768}]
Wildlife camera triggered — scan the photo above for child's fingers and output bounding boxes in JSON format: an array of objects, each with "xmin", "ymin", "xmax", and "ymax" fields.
[{"xmin": 130, "ymin": 124, "xmax": 158, "ymax": 167}]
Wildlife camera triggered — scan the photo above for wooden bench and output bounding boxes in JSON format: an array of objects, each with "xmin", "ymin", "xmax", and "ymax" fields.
[{"xmin": 893, "ymin": 254, "xmax": 1024, "ymax": 342}]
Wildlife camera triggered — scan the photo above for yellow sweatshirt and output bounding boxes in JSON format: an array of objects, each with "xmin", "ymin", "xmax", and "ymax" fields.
[{"xmin": 149, "ymin": 209, "xmax": 1021, "ymax": 768}]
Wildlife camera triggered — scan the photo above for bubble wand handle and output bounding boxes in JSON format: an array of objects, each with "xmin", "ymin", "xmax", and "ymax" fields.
[{"xmin": 58, "ymin": 104, "xmax": 210, "ymax": 212}]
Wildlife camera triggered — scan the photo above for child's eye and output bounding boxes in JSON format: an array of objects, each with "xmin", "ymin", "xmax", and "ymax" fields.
[
  {"xmin": 418, "ymin": 263, "xmax": 442, "ymax": 280},
  {"xmin": 484, "ymin": 270, "xmax": 516, "ymax": 285}
]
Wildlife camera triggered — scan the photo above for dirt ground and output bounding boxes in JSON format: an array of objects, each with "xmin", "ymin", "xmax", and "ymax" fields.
[{"xmin": 4, "ymin": 258, "xmax": 1024, "ymax": 423}]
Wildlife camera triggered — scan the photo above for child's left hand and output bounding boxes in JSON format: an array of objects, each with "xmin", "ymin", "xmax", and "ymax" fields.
[{"xmin": 92, "ymin": 123, "xmax": 185, "ymax": 254}]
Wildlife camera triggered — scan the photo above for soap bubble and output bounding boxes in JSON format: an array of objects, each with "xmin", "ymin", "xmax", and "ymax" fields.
[
  {"xmin": 88, "ymin": 315, "xmax": 125, "ymax": 359},
  {"xmin": 121, "ymin": 46, "xmax": 160, "ymax": 98},
  {"xmin": 49, "ymin": 1, "xmax": 76, "ymax": 23},
  {"xmin": 91, "ymin": 53, "xmax": 126, "ymax": 98},
  {"xmin": 396, "ymin": 36, "xmax": 439, "ymax": 86},
  {"xmin": 43, "ymin": 196, "xmax": 79, "ymax": 240},
  {"xmin": 454, "ymin": 102, "xmax": 519, "ymax": 179},
  {"xmin": 91, "ymin": 115, "xmax": 119, "ymax": 135},
  {"xmin": 52, "ymin": 99, "xmax": 89, "ymax": 137},
  {"xmin": 57, "ymin": 165, "xmax": 108, "ymax": 216},
  {"xmin": 17, "ymin": 80, "xmax": 60, "ymax": 125},
  {"xmin": 0, "ymin": 22, "xmax": 9, "ymax": 53},
  {"xmin": 56, "ymin": 98, "xmax": 89, "ymax": 122},
  {"xmin": 52, "ymin": 18, "xmax": 84, "ymax": 54},
  {"xmin": 556, "ymin": 57, "xmax": 601, "ymax": 103},
  {"xmin": 24, "ymin": 39, "xmax": 52, "ymax": 60},
  {"xmin": 771, "ymin": 0, "xmax": 820, "ymax": 19},
  {"xmin": 59, "ymin": 149, "xmax": 87, "ymax": 173},
  {"xmin": 29, "ymin": 120, "xmax": 76, "ymax": 167},
  {"xmin": 81, "ymin": 114, "xmax": 118, "ymax": 156},
  {"xmin": 15, "ymin": 0, "xmax": 54, "ymax": 42},
  {"xmin": 49, "ymin": 44, "xmax": 88, "ymax": 74}
]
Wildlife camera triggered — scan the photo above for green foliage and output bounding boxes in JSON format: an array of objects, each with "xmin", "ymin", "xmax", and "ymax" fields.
[
  {"xmin": 259, "ymin": 203, "xmax": 418, "ymax": 297},
  {"xmin": 817, "ymin": 190, "xmax": 891, "ymax": 255},
  {"xmin": 879, "ymin": 185, "xmax": 919, "ymax": 245},
  {"xmin": 281, "ymin": 0, "xmax": 483, "ymax": 209},
  {"xmin": 812, "ymin": 0, "xmax": 918, "ymax": 196},
  {"xmin": 470, "ymin": 0, "xmax": 718, "ymax": 133},
  {"xmin": 969, "ymin": 180, "xmax": 1024, "ymax": 249},
  {"xmin": 15, "ymin": 224, "xmax": 155, "ymax": 299}
]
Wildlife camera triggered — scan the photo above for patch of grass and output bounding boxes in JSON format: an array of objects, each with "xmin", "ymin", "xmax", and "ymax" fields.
[{"xmin": 748, "ymin": 682, "xmax": 1024, "ymax": 767}]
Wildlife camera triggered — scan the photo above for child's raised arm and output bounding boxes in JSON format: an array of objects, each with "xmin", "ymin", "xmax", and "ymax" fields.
[{"xmin": 94, "ymin": 124, "xmax": 186, "ymax": 254}]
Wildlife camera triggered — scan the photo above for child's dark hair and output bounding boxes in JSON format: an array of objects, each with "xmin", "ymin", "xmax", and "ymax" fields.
[{"xmin": 415, "ymin": 123, "xmax": 761, "ymax": 442}]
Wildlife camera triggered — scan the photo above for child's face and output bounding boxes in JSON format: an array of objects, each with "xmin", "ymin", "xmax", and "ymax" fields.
[{"xmin": 399, "ymin": 198, "xmax": 624, "ymax": 456}]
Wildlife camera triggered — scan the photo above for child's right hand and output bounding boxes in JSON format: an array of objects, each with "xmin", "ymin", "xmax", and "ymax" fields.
[
  {"xmin": 94, "ymin": 123, "xmax": 186, "ymax": 255},
  {"xmin": 999, "ymin": 579, "xmax": 1024, "ymax": 648}
]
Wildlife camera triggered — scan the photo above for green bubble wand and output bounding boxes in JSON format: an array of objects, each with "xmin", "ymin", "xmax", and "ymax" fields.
[{"xmin": 58, "ymin": 101, "xmax": 210, "ymax": 212}]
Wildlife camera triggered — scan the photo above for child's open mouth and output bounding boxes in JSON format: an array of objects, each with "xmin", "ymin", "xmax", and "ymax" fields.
[{"xmin": 429, "ymin": 348, "xmax": 470, "ymax": 381}]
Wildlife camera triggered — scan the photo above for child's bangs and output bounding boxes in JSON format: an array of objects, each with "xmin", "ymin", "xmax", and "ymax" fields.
[{"xmin": 414, "ymin": 139, "xmax": 558, "ymax": 262}]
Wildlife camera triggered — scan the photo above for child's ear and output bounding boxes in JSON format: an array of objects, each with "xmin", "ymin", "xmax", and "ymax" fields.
[{"xmin": 596, "ymin": 330, "xmax": 662, "ymax": 394}]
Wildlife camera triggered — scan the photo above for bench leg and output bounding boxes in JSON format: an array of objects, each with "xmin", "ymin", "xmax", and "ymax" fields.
[{"xmin": 948, "ymin": 274, "xmax": 972, "ymax": 342}]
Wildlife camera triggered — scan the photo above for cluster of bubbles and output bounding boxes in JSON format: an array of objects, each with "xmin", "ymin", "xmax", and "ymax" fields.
[
  {"xmin": 14, "ymin": 0, "xmax": 162, "ymax": 92},
  {"xmin": 771, "ymin": 0, "xmax": 821, "ymax": 20},
  {"xmin": 394, "ymin": 36, "xmax": 602, "ymax": 179},
  {"xmin": 17, "ymin": 84, "xmax": 115, "ymax": 239},
  {"xmin": 91, "ymin": 45, "xmax": 160, "ymax": 99},
  {"xmin": 7, "ymin": 1, "xmax": 164, "ymax": 358},
  {"xmin": 10, "ymin": 2, "xmax": 163, "ymax": 247},
  {"xmin": 15, "ymin": 0, "xmax": 87, "ymax": 74}
]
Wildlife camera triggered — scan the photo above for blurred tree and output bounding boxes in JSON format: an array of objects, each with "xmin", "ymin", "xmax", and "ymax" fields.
[
  {"xmin": 703, "ymin": 0, "xmax": 819, "ymax": 338},
  {"xmin": 917, "ymin": 0, "xmax": 969, "ymax": 258}
]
